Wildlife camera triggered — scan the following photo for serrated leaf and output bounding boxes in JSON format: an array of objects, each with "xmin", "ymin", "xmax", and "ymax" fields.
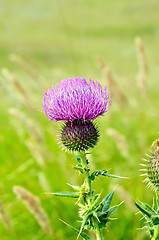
[
  {"xmin": 104, "ymin": 173, "xmax": 121, "ymax": 178},
  {"xmin": 89, "ymin": 170, "xmax": 120, "ymax": 181},
  {"xmin": 101, "ymin": 191, "xmax": 114, "ymax": 213},
  {"xmin": 51, "ymin": 192, "xmax": 80, "ymax": 198},
  {"xmin": 135, "ymin": 202, "xmax": 152, "ymax": 218},
  {"xmin": 60, "ymin": 219, "xmax": 92, "ymax": 240}
]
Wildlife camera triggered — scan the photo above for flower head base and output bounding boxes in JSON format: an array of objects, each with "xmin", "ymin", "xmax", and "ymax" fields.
[
  {"xmin": 61, "ymin": 119, "xmax": 99, "ymax": 151},
  {"xmin": 146, "ymin": 153, "xmax": 159, "ymax": 191},
  {"xmin": 143, "ymin": 140, "xmax": 159, "ymax": 191},
  {"xmin": 42, "ymin": 78, "xmax": 111, "ymax": 122}
]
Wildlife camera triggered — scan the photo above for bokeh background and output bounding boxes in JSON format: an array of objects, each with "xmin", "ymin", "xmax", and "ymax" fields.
[{"xmin": 0, "ymin": 0, "xmax": 159, "ymax": 239}]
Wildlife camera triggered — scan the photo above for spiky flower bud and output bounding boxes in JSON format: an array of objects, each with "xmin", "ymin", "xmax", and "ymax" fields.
[
  {"xmin": 144, "ymin": 140, "xmax": 159, "ymax": 191},
  {"xmin": 61, "ymin": 119, "xmax": 99, "ymax": 151},
  {"xmin": 147, "ymin": 153, "xmax": 159, "ymax": 190}
]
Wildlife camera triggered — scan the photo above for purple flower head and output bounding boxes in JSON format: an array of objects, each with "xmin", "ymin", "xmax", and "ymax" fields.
[{"xmin": 42, "ymin": 78, "xmax": 111, "ymax": 122}]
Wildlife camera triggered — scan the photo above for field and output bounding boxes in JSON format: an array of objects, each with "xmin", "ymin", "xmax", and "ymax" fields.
[{"xmin": 0, "ymin": 0, "xmax": 159, "ymax": 239}]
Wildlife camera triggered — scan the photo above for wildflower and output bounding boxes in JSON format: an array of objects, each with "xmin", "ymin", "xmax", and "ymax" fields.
[
  {"xmin": 42, "ymin": 78, "xmax": 111, "ymax": 151},
  {"xmin": 143, "ymin": 140, "xmax": 159, "ymax": 191}
]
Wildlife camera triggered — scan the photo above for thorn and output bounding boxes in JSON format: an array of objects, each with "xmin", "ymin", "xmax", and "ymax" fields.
[
  {"xmin": 145, "ymin": 154, "xmax": 152, "ymax": 158},
  {"xmin": 135, "ymin": 211, "xmax": 141, "ymax": 215},
  {"xmin": 118, "ymin": 200, "xmax": 124, "ymax": 207},
  {"xmin": 140, "ymin": 163, "xmax": 147, "ymax": 167},
  {"xmin": 141, "ymin": 158, "xmax": 148, "ymax": 162},
  {"xmin": 59, "ymin": 218, "xmax": 67, "ymax": 225}
]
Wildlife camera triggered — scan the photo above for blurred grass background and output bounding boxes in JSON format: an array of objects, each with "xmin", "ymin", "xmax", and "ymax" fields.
[{"xmin": 0, "ymin": 0, "xmax": 159, "ymax": 239}]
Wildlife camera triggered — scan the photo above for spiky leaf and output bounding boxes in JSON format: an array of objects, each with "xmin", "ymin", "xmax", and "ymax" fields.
[
  {"xmin": 51, "ymin": 192, "xmax": 80, "ymax": 198},
  {"xmin": 135, "ymin": 202, "xmax": 152, "ymax": 218},
  {"xmin": 89, "ymin": 170, "xmax": 120, "ymax": 181},
  {"xmin": 61, "ymin": 220, "xmax": 92, "ymax": 240},
  {"xmin": 101, "ymin": 191, "xmax": 114, "ymax": 213},
  {"xmin": 67, "ymin": 183, "xmax": 80, "ymax": 191},
  {"xmin": 142, "ymin": 202, "xmax": 156, "ymax": 214},
  {"xmin": 77, "ymin": 214, "xmax": 91, "ymax": 239}
]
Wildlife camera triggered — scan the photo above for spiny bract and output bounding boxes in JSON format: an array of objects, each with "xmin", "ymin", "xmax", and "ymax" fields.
[{"xmin": 61, "ymin": 119, "xmax": 99, "ymax": 151}]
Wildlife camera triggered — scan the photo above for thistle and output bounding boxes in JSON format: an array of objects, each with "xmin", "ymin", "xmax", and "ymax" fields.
[
  {"xmin": 42, "ymin": 77, "xmax": 120, "ymax": 240},
  {"xmin": 136, "ymin": 138, "xmax": 159, "ymax": 240},
  {"xmin": 42, "ymin": 78, "xmax": 111, "ymax": 151},
  {"xmin": 145, "ymin": 140, "xmax": 159, "ymax": 191}
]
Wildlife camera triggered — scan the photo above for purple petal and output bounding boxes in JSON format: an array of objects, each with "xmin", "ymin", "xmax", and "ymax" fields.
[{"xmin": 42, "ymin": 77, "xmax": 111, "ymax": 122}]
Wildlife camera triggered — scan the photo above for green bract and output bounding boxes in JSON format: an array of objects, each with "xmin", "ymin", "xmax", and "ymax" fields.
[{"xmin": 61, "ymin": 119, "xmax": 99, "ymax": 151}]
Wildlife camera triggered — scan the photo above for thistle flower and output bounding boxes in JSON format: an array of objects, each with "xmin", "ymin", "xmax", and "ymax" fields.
[
  {"xmin": 42, "ymin": 78, "xmax": 111, "ymax": 151},
  {"xmin": 142, "ymin": 140, "xmax": 159, "ymax": 191},
  {"xmin": 136, "ymin": 140, "xmax": 159, "ymax": 239}
]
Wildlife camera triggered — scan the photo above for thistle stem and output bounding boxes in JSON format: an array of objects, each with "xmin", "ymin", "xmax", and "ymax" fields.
[
  {"xmin": 93, "ymin": 217, "xmax": 103, "ymax": 240},
  {"xmin": 152, "ymin": 225, "xmax": 159, "ymax": 240},
  {"xmin": 78, "ymin": 151, "xmax": 92, "ymax": 201},
  {"xmin": 77, "ymin": 151, "xmax": 103, "ymax": 240}
]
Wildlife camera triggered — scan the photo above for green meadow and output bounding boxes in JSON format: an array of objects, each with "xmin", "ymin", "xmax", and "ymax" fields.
[{"xmin": 0, "ymin": 0, "xmax": 159, "ymax": 239}]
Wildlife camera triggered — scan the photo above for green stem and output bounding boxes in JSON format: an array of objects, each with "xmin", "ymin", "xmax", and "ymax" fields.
[
  {"xmin": 93, "ymin": 217, "xmax": 103, "ymax": 240},
  {"xmin": 152, "ymin": 225, "xmax": 159, "ymax": 240},
  {"xmin": 78, "ymin": 151, "xmax": 92, "ymax": 201},
  {"xmin": 77, "ymin": 151, "xmax": 103, "ymax": 240}
]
